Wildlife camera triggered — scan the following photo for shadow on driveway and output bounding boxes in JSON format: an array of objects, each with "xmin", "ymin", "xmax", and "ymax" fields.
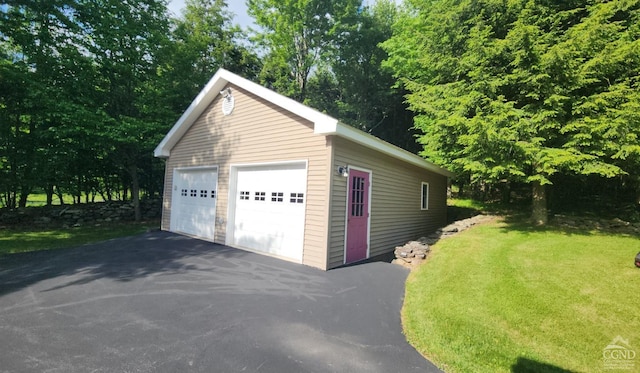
[{"xmin": 0, "ymin": 231, "xmax": 442, "ymax": 373}]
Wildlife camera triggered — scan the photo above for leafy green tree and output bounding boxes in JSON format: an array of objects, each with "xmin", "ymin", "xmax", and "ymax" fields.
[
  {"xmin": 248, "ymin": 0, "xmax": 361, "ymax": 101},
  {"xmin": 0, "ymin": 47, "xmax": 31, "ymax": 208},
  {"xmin": 383, "ymin": 0, "xmax": 640, "ymax": 224},
  {"xmin": 76, "ymin": 0, "xmax": 170, "ymax": 220},
  {"xmin": 0, "ymin": 0, "xmax": 96, "ymax": 208},
  {"xmin": 159, "ymin": 0, "xmax": 260, "ymax": 115},
  {"xmin": 0, "ymin": 0, "xmax": 263, "ymax": 213},
  {"xmin": 307, "ymin": 0, "xmax": 417, "ymax": 151}
]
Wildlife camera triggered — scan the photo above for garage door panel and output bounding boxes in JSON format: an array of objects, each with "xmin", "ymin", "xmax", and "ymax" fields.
[
  {"xmin": 171, "ymin": 169, "xmax": 217, "ymax": 240},
  {"xmin": 231, "ymin": 163, "xmax": 306, "ymax": 261},
  {"xmin": 235, "ymin": 231, "xmax": 285, "ymax": 256}
]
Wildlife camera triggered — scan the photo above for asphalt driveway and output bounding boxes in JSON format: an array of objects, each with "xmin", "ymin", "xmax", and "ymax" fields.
[{"xmin": 0, "ymin": 231, "xmax": 441, "ymax": 373}]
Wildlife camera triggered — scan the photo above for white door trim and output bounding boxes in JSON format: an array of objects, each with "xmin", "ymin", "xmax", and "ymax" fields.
[{"xmin": 343, "ymin": 165, "xmax": 372, "ymax": 264}]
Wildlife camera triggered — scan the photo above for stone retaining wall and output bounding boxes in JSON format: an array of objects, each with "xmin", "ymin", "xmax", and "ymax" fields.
[
  {"xmin": 392, "ymin": 213, "xmax": 640, "ymax": 269},
  {"xmin": 552, "ymin": 214, "xmax": 640, "ymax": 234},
  {"xmin": 0, "ymin": 199, "xmax": 162, "ymax": 228},
  {"xmin": 392, "ymin": 215, "xmax": 497, "ymax": 269}
]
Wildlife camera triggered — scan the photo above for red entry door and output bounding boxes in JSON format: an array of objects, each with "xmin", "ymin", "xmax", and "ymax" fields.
[{"xmin": 345, "ymin": 169, "xmax": 370, "ymax": 263}]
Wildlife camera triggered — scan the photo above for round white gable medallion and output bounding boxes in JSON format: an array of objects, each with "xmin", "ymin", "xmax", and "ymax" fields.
[{"xmin": 222, "ymin": 96, "xmax": 235, "ymax": 116}]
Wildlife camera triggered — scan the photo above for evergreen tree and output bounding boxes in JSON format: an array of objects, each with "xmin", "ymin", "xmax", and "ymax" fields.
[{"xmin": 383, "ymin": 0, "xmax": 640, "ymax": 224}]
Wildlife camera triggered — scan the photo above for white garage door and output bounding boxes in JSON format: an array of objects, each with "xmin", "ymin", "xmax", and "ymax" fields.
[
  {"xmin": 170, "ymin": 168, "xmax": 218, "ymax": 240},
  {"xmin": 231, "ymin": 163, "xmax": 307, "ymax": 261}
]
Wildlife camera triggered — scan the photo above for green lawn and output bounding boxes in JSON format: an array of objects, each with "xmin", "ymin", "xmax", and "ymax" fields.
[
  {"xmin": 404, "ymin": 217, "xmax": 640, "ymax": 373},
  {"xmin": 23, "ymin": 193, "xmax": 108, "ymax": 207},
  {"xmin": 0, "ymin": 222, "xmax": 158, "ymax": 255}
]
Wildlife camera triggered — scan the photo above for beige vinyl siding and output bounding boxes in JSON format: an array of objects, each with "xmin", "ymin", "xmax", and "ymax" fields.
[
  {"xmin": 327, "ymin": 137, "xmax": 448, "ymax": 269},
  {"xmin": 161, "ymin": 84, "xmax": 331, "ymax": 270}
]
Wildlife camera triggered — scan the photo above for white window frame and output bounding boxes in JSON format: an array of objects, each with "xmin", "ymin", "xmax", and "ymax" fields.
[{"xmin": 421, "ymin": 182, "xmax": 430, "ymax": 210}]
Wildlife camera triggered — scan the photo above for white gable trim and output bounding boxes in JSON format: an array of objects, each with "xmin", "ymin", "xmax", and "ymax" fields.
[
  {"xmin": 154, "ymin": 69, "xmax": 337, "ymax": 158},
  {"xmin": 154, "ymin": 68, "xmax": 454, "ymax": 178}
]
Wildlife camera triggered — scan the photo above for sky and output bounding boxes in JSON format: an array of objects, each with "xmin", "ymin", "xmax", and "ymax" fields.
[
  {"xmin": 167, "ymin": 1, "xmax": 400, "ymax": 29},
  {"xmin": 167, "ymin": 1, "xmax": 255, "ymax": 28}
]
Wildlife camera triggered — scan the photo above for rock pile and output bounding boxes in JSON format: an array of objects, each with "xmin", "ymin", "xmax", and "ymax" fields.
[
  {"xmin": 392, "ymin": 214, "xmax": 496, "ymax": 269},
  {"xmin": 392, "ymin": 238, "xmax": 432, "ymax": 268},
  {"xmin": 0, "ymin": 199, "xmax": 161, "ymax": 228},
  {"xmin": 552, "ymin": 215, "xmax": 640, "ymax": 234}
]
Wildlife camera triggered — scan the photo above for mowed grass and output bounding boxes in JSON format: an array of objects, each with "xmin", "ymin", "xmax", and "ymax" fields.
[
  {"xmin": 0, "ymin": 222, "xmax": 158, "ymax": 255},
  {"xmin": 24, "ymin": 193, "xmax": 75, "ymax": 206},
  {"xmin": 404, "ymin": 217, "xmax": 640, "ymax": 373}
]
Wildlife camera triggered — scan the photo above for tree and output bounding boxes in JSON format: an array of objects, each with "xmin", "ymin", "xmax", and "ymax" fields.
[
  {"xmin": 248, "ymin": 0, "xmax": 361, "ymax": 101},
  {"xmin": 307, "ymin": 0, "xmax": 417, "ymax": 151},
  {"xmin": 0, "ymin": 0, "xmax": 264, "ymax": 212},
  {"xmin": 159, "ymin": 0, "xmax": 261, "ymax": 115},
  {"xmin": 0, "ymin": 0, "xmax": 98, "ymax": 208},
  {"xmin": 76, "ymin": 0, "xmax": 170, "ymax": 220},
  {"xmin": 383, "ymin": 0, "xmax": 640, "ymax": 224}
]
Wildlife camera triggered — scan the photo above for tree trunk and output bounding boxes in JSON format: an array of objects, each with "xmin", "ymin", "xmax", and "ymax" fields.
[
  {"xmin": 128, "ymin": 164, "xmax": 142, "ymax": 222},
  {"xmin": 501, "ymin": 182, "xmax": 511, "ymax": 204},
  {"xmin": 532, "ymin": 180, "xmax": 548, "ymax": 225},
  {"xmin": 55, "ymin": 186, "xmax": 65, "ymax": 205},
  {"xmin": 18, "ymin": 187, "xmax": 29, "ymax": 208},
  {"xmin": 8, "ymin": 191, "xmax": 16, "ymax": 209},
  {"xmin": 45, "ymin": 184, "xmax": 54, "ymax": 206}
]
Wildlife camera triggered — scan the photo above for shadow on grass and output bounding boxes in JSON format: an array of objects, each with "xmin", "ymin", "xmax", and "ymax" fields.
[
  {"xmin": 447, "ymin": 205, "xmax": 483, "ymax": 224},
  {"xmin": 496, "ymin": 213, "xmax": 640, "ymax": 238},
  {"xmin": 0, "ymin": 231, "xmax": 251, "ymax": 297},
  {"xmin": 500, "ymin": 214, "xmax": 596, "ymax": 236},
  {"xmin": 511, "ymin": 357, "xmax": 577, "ymax": 373}
]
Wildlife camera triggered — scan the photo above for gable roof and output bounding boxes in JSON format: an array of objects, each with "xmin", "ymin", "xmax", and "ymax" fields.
[{"xmin": 154, "ymin": 68, "xmax": 454, "ymax": 178}]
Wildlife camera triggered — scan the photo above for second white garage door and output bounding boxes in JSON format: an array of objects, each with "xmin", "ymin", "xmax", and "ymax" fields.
[{"xmin": 229, "ymin": 162, "xmax": 307, "ymax": 262}]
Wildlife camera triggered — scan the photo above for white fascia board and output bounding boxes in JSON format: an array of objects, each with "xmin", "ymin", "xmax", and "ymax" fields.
[
  {"xmin": 154, "ymin": 68, "xmax": 339, "ymax": 158},
  {"xmin": 154, "ymin": 70, "xmax": 229, "ymax": 158},
  {"xmin": 223, "ymin": 71, "xmax": 339, "ymax": 128},
  {"xmin": 320, "ymin": 122, "xmax": 455, "ymax": 178}
]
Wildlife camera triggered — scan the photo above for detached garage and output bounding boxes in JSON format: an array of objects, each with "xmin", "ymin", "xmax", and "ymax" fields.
[{"xmin": 154, "ymin": 68, "xmax": 454, "ymax": 270}]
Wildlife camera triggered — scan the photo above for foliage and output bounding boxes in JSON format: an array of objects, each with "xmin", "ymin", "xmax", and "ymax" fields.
[
  {"xmin": 0, "ymin": 0, "xmax": 258, "ymax": 212},
  {"xmin": 248, "ymin": 0, "xmax": 361, "ymax": 101},
  {"xmin": 158, "ymin": 0, "xmax": 261, "ymax": 115},
  {"xmin": 3, "ymin": 0, "xmax": 635, "ymax": 221},
  {"xmin": 383, "ymin": 0, "xmax": 640, "ymax": 223},
  {"xmin": 403, "ymin": 218, "xmax": 640, "ymax": 373},
  {"xmin": 306, "ymin": 0, "xmax": 418, "ymax": 151}
]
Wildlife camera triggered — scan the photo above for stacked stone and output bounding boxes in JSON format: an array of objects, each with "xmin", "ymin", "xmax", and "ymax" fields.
[
  {"xmin": 553, "ymin": 215, "xmax": 640, "ymax": 234},
  {"xmin": 0, "ymin": 199, "xmax": 162, "ymax": 228},
  {"xmin": 392, "ymin": 214, "xmax": 496, "ymax": 269},
  {"xmin": 392, "ymin": 239, "xmax": 431, "ymax": 268}
]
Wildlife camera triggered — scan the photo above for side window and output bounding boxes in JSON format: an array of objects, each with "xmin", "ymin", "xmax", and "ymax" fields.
[{"xmin": 421, "ymin": 182, "xmax": 429, "ymax": 210}]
